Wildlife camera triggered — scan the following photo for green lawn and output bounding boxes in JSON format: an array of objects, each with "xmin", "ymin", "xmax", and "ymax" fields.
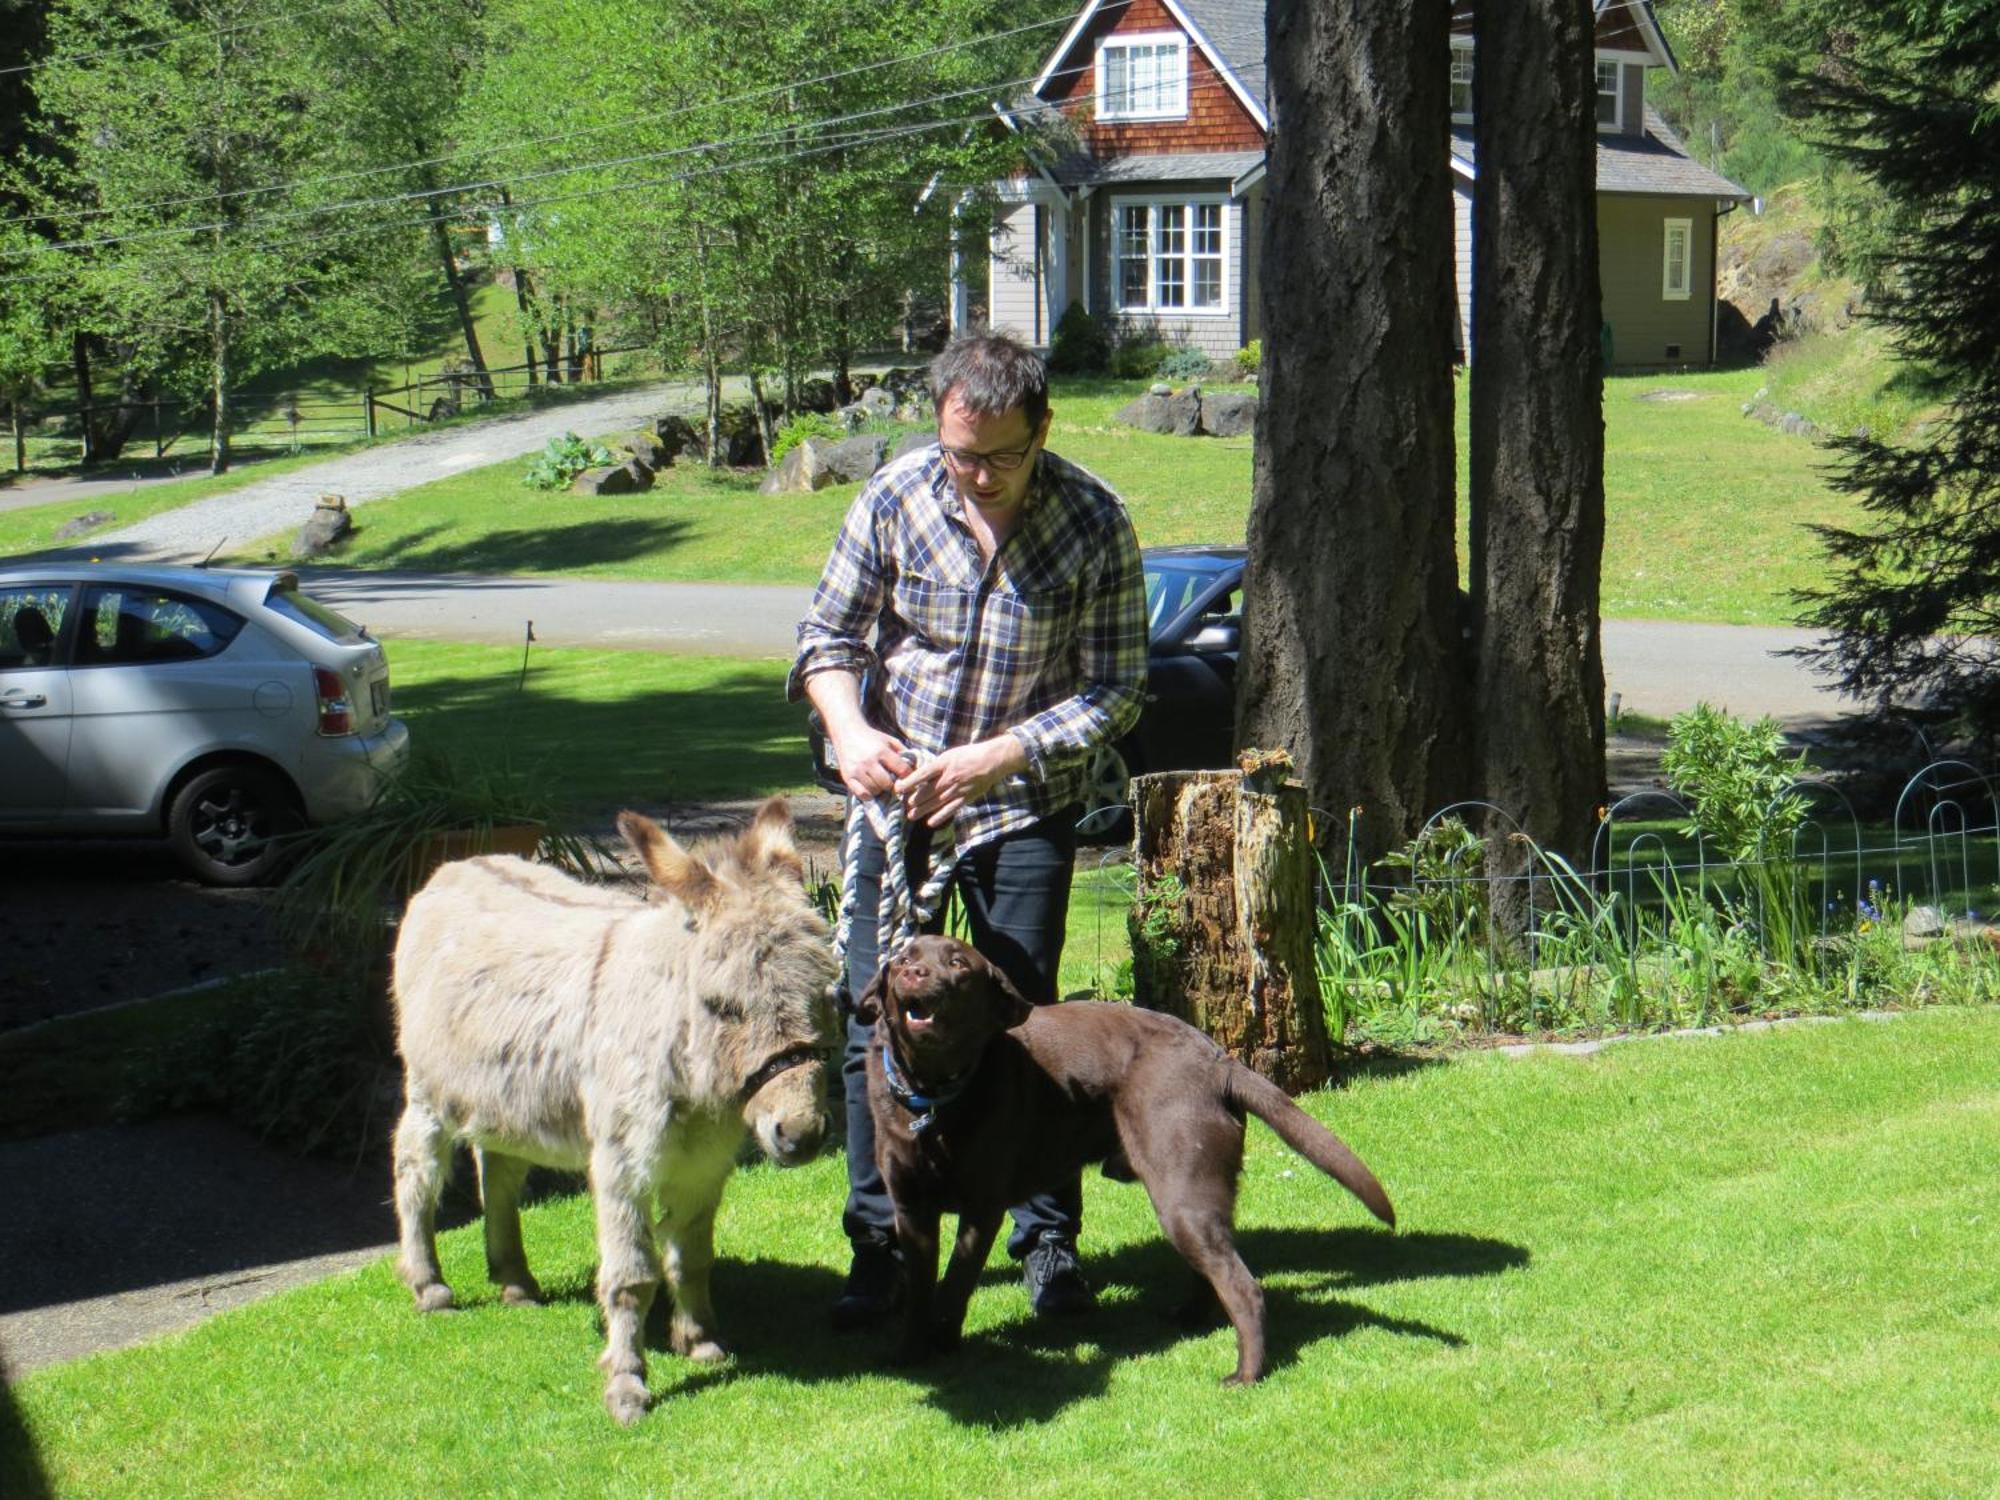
[
  {"xmin": 8, "ymin": 1007, "xmax": 1997, "ymax": 1497},
  {"xmin": 221, "ymin": 369, "xmax": 1859, "ymax": 626}
]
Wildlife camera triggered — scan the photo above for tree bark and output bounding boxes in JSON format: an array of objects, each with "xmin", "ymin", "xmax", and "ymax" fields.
[
  {"xmin": 1239, "ymin": 0, "xmax": 1469, "ymax": 868},
  {"xmin": 208, "ymin": 287, "xmax": 230, "ymax": 476},
  {"xmin": 1129, "ymin": 756, "xmax": 1331, "ymax": 1091},
  {"xmin": 425, "ymin": 199, "xmax": 496, "ymax": 402},
  {"xmin": 1470, "ymin": 0, "xmax": 1607, "ymax": 909}
]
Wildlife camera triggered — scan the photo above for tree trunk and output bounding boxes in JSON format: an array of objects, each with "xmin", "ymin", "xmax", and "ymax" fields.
[
  {"xmin": 71, "ymin": 330, "xmax": 96, "ymax": 464},
  {"xmin": 426, "ymin": 203, "xmax": 496, "ymax": 402},
  {"xmin": 748, "ymin": 369, "xmax": 776, "ymax": 466},
  {"xmin": 1239, "ymin": 0, "xmax": 1469, "ymax": 868},
  {"xmin": 510, "ymin": 268, "xmax": 538, "ymax": 385},
  {"xmin": 208, "ymin": 288, "xmax": 231, "ymax": 476},
  {"xmin": 1129, "ymin": 756, "xmax": 1331, "ymax": 1091},
  {"xmin": 1470, "ymin": 0, "xmax": 1607, "ymax": 918}
]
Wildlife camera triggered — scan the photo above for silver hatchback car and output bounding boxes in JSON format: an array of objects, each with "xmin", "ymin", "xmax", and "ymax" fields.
[{"xmin": 0, "ymin": 563, "xmax": 410, "ymax": 884}]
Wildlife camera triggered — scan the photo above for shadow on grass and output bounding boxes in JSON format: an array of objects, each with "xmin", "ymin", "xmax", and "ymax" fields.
[
  {"xmin": 0, "ymin": 1363, "xmax": 52, "ymax": 1500},
  {"xmin": 330, "ymin": 516, "xmax": 697, "ymax": 576},
  {"xmin": 675, "ymin": 1225, "xmax": 1523, "ymax": 1428},
  {"xmin": 393, "ymin": 659, "xmax": 807, "ymax": 810}
]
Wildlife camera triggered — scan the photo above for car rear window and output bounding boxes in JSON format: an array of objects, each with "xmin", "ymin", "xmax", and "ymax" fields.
[
  {"xmin": 75, "ymin": 586, "xmax": 245, "ymax": 665},
  {"xmin": 264, "ymin": 584, "xmax": 364, "ymax": 642}
]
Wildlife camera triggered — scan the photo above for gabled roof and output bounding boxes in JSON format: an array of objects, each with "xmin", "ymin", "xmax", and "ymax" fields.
[
  {"xmin": 1449, "ymin": 108, "xmax": 1749, "ymax": 199},
  {"xmin": 1032, "ymin": 0, "xmax": 1270, "ymax": 128}
]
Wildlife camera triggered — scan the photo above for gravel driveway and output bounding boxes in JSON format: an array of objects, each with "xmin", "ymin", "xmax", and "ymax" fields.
[{"xmin": 37, "ymin": 380, "xmax": 703, "ymax": 564}]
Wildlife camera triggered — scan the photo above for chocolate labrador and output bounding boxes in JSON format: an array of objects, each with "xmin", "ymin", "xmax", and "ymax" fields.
[{"xmin": 856, "ymin": 934, "xmax": 1395, "ymax": 1385}]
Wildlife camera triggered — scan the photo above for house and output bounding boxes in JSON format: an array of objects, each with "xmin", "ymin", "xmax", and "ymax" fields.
[{"xmin": 970, "ymin": 0, "xmax": 1750, "ymax": 371}]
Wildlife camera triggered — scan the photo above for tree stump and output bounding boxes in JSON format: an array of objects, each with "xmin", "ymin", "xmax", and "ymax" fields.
[{"xmin": 1128, "ymin": 751, "xmax": 1331, "ymax": 1092}]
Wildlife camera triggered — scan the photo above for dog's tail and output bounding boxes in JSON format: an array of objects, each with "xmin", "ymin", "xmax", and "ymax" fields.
[{"xmin": 1226, "ymin": 1064, "xmax": 1396, "ymax": 1228}]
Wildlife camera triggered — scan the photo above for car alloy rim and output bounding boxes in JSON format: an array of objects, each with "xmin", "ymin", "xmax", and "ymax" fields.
[{"xmin": 192, "ymin": 787, "xmax": 271, "ymax": 867}]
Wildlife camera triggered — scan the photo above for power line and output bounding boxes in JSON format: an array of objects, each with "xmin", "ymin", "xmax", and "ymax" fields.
[
  {"xmin": 0, "ymin": 0, "xmax": 372, "ymax": 78},
  {"xmin": 5, "ymin": 54, "xmax": 1127, "ymax": 258},
  {"xmin": 0, "ymin": 13, "xmax": 1072, "ymax": 231}
]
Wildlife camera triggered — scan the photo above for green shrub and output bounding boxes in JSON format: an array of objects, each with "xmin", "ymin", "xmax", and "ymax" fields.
[
  {"xmin": 770, "ymin": 411, "xmax": 845, "ymax": 464},
  {"xmin": 1234, "ymin": 339, "xmax": 1262, "ymax": 378},
  {"xmin": 1047, "ymin": 301, "xmax": 1112, "ymax": 373},
  {"xmin": 1109, "ymin": 336, "xmax": 1172, "ymax": 380},
  {"xmin": 521, "ymin": 431, "xmax": 612, "ymax": 491},
  {"xmin": 1157, "ymin": 345, "xmax": 1213, "ymax": 383},
  {"xmin": 1659, "ymin": 702, "xmax": 1811, "ymax": 862}
]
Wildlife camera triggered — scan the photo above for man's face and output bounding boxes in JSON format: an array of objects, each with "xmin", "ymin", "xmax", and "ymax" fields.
[{"xmin": 936, "ymin": 394, "xmax": 1052, "ymax": 523}]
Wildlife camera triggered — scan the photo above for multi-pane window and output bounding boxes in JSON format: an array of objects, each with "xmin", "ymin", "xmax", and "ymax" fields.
[
  {"xmin": 1662, "ymin": 218, "xmax": 1692, "ymax": 301},
  {"xmin": 1115, "ymin": 199, "xmax": 1226, "ymax": 313},
  {"xmin": 1450, "ymin": 47, "xmax": 1474, "ymax": 120},
  {"xmin": 1596, "ymin": 59, "xmax": 1622, "ymax": 126},
  {"xmin": 1098, "ymin": 35, "xmax": 1187, "ymax": 121}
]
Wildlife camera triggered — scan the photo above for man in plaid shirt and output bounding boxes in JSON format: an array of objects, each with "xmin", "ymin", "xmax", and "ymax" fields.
[{"xmin": 790, "ymin": 331, "xmax": 1148, "ymax": 1330}]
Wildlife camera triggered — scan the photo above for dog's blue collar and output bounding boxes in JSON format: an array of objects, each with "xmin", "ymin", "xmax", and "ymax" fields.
[{"xmin": 880, "ymin": 1044, "xmax": 970, "ymax": 1135}]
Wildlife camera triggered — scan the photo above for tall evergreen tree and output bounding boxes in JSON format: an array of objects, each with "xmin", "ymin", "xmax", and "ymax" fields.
[
  {"xmin": 1238, "ymin": 0, "xmax": 1469, "ymax": 865},
  {"xmin": 1784, "ymin": 3, "xmax": 2000, "ymax": 741}
]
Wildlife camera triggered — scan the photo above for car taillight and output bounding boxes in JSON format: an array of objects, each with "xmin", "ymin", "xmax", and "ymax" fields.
[{"xmin": 313, "ymin": 666, "xmax": 353, "ymax": 736}]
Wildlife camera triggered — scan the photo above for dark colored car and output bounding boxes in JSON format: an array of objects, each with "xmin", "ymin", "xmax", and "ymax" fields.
[{"xmin": 805, "ymin": 545, "xmax": 1245, "ymax": 837}]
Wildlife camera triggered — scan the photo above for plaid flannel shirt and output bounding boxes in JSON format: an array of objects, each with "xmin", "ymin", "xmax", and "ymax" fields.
[{"xmin": 788, "ymin": 443, "xmax": 1149, "ymax": 852}]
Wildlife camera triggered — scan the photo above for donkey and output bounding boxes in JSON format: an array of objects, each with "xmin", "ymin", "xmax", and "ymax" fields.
[{"xmin": 390, "ymin": 796, "xmax": 836, "ymax": 1424}]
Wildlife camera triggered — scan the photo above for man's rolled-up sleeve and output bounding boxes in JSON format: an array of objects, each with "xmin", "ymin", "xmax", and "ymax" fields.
[
  {"xmin": 787, "ymin": 489, "xmax": 887, "ymax": 702},
  {"xmin": 1009, "ymin": 514, "xmax": 1149, "ymax": 779}
]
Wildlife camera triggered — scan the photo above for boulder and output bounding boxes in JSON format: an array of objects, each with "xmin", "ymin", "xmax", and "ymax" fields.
[
  {"xmin": 1150, "ymin": 382, "xmax": 1172, "ymax": 396},
  {"xmin": 833, "ymin": 403, "xmax": 868, "ymax": 432},
  {"xmin": 891, "ymin": 430, "xmax": 934, "ymax": 463},
  {"xmin": 712, "ymin": 402, "xmax": 765, "ymax": 466},
  {"xmin": 291, "ymin": 494, "xmax": 352, "ymax": 558},
  {"xmin": 1166, "ymin": 386, "xmax": 1203, "ymax": 438},
  {"xmin": 1113, "ymin": 392, "xmax": 1174, "ymax": 434},
  {"xmin": 758, "ymin": 440, "xmax": 826, "ymax": 495},
  {"xmin": 819, "ymin": 434, "xmax": 886, "ymax": 485},
  {"xmin": 1200, "ymin": 389, "xmax": 1258, "ymax": 438},
  {"xmin": 571, "ymin": 464, "xmax": 639, "ymax": 496},
  {"xmin": 619, "ymin": 430, "xmax": 668, "ymax": 471},
  {"xmin": 52, "ymin": 509, "xmax": 115, "ymax": 540},
  {"xmin": 855, "ymin": 386, "xmax": 896, "ymax": 418},
  {"xmin": 880, "ymin": 366, "xmax": 931, "ymax": 403},
  {"xmin": 655, "ymin": 414, "xmax": 704, "ymax": 461},
  {"xmin": 619, "ymin": 456, "xmax": 655, "ymax": 491},
  {"xmin": 796, "ymin": 378, "xmax": 837, "ymax": 414}
]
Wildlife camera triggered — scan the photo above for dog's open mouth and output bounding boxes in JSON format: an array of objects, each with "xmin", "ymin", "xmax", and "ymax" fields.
[{"xmin": 900, "ymin": 994, "xmax": 936, "ymax": 1030}]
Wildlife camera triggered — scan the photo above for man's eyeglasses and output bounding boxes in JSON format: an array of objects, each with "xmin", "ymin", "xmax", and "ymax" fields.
[{"xmin": 938, "ymin": 439, "xmax": 1034, "ymax": 473}]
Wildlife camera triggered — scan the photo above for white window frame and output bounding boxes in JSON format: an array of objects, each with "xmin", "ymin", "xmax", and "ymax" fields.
[
  {"xmin": 1595, "ymin": 57, "xmax": 1624, "ymax": 130},
  {"xmin": 1450, "ymin": 42, "xmax": 1475, "ymax": 123},
  {"xmin": 1662, "ymin": 217, "xmax": 1693, "ymax": 301},
  {"xmin": 1095, "ymin": 31, "xmax": 1189, "ymax": 123},
  {"xmin": 1111, "ymin": 194, "xmax": 1230, "ymax": 317}
]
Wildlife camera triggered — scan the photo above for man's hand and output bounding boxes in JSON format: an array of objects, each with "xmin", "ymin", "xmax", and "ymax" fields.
[
  {"xmin": 830, "ymin": 722, "xmax": 912, "ymax": 801},
  {"xmin": 896, "ymin": 735, "xmax": 1028, "ymax": 828}
]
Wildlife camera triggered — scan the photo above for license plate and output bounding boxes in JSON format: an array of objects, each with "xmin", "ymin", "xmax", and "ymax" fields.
[{"xmin": 371, "ymin": 680, "xmax": 389, "ymax": 717}]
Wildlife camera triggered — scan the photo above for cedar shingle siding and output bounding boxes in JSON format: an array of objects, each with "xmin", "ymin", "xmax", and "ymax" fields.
[{"xmin": 1042, "ymin": 0, "xmax": 1265, "ymax": 157}]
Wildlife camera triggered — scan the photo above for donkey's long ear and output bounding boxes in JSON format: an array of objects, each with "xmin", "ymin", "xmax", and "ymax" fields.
[
  {"xmin": 618, "ymin": 811, "xmax": 717, "ymax": 911},
  {"xmin": 741, "ymin": 794, "xmax": 804, "ymax": 881}
]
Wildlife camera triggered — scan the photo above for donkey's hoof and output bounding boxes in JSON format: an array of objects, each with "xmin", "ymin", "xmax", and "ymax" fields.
[
  {"xmin": 604, "ymin": 1373, "xmax": 650, "ymax": 1426},
  {"xmin": 682, "ymin": 1338, "xmax": 727, "ymax": 1365},
  {"xmin": 499, "ymin": 1281, "xmax": 542, "ymax": 1307},
  {"xmin": 413, "ymin": 1282, "xmax": 455, "ymax": 1313}
]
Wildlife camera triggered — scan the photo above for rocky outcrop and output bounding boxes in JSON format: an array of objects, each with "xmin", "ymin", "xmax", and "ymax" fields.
[
  {"xmin": 291, "ymin": 494, "xmax": 352, "ymax": 557},
  {"xmin": 757, "ymin": 434, "xmax": 888, "ymax": 494},
  {"xmin": 1113, "ymin": 384, "xmax": 1259, "ymax": 439}
]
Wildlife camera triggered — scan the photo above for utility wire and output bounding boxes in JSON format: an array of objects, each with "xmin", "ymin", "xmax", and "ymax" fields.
[
  {"xmin": 0, "ymin": 13, "xmax": 1072, "ymax": 230},
  {"xmin": 2, "ymin": 53, "xmax": 1153, "ymax": 260}
]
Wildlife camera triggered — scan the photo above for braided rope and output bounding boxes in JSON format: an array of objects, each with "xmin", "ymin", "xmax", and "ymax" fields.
[{"xmin": 832, "ymin": 752, "xmax": 961, "ymax": 985}]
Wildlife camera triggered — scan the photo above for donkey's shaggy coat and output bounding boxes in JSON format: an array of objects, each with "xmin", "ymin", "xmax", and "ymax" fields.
[{"xmin": 391, "ymin": 797, "xmax": 836, "ymax": 1424}]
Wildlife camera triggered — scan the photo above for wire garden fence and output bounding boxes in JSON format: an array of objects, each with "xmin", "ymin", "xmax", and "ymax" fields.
[{"xmin": 1063, "ymin": 760, "xmax": 2000, "ymax": 1044}]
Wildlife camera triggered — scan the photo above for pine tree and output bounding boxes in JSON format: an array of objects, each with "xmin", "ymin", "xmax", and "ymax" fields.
[{"xmin": 1785, "ymin": 3, "xmax": 2000, "ymax": 742}]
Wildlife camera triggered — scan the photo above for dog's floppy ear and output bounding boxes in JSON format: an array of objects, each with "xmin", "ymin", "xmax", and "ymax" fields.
[
  {"xmin": 981, "ymin": 957, "xmax": 1034, "ymax": 1029},
  {"xmin": 617, "ymin": 811, "xmax": 717, "ymax": 912},
  {"xmin": 850, "ymin": 963, "xmax": 889, "ymax": 1025}
]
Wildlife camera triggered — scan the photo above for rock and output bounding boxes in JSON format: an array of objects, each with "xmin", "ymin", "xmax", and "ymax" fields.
[
  {"xmin": 290, "ymin": 494, "xmax": 351, "ymax": 558},
  {"xmin": 819, "ymin": 434, "xmax": 886, "ymax": 484},
  {"xmin": 833, "ymin": 404, "xmax": 868, "ymax": 432},
  {"xmin": 1150, "ymin": 382, "xmax": 1172, "ymax": 396},
  {"xmin": 1166, "ymin": 387, "xmax": 1203, "ymax": 438},
  {"xmin": 1200, "ymin": 389, "xmax": 1258, "ymax": 438},
  {"xmin": 618, "ymin": 430, "xmax": 668, "ymax": 471},
  {"xmin": 1113, "ymin": 392, "xmax": 1174, "ymax": 434},
  {"xmin": 571, "ymin": 464, "xmax": 639, "ymax": 496},
  {"xmin": 1777, "ymin": 411, "xmax": 1819, "ymax": 438},
  {"xmin": 758, "ymin": 440, "xmax": 825, "ymax": 495},
  {"xmin": 880, "ymin": 366, "xmax": 931, "ymax": 403},
  {"xmin": 52, "ymin": 509, "xmax": 115, "ymax": 540},
  {"xmin": 713, "ymin": 402, "xmax": 764, "ymax": 466},
  {"xmin": 891, "ymin": 430, "xmax": 934, "ymax": 463},
  {"xmin": 796, "ymin": 378, "xmax": 837, "ymax": 414},
  {"xmin": 855, "ymin": 386, "xmax": 896, "ymax": 418},
  {"xmin": 619, "ymin": 456, "xmax": 654, "ymax": 491},
  {"xmin": 655, "ymin": 414, "xmax": 703, "ymax": 461},
  {"xmin": 1903, "ymin": 905, "xmax": 1946, "ymax": 940}
]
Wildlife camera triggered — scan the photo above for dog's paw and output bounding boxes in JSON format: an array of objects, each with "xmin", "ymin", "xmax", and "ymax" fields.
[{"xmin": 604, "ymin": 1373, "xmax": 651, "ymax": 1426}]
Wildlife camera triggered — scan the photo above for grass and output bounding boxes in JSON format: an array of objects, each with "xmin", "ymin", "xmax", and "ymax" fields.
[
  {"xmin": 219, "ymin": 369, "xmax": 1863, "ymax": 627},
  {"xmin": 7, "ymin": 1007, "xmax": 1998, "ymax": 1497}
]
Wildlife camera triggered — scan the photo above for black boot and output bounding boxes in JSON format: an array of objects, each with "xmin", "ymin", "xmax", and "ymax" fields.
[
  {"xmin": 830, "ymin": 1235, "xmax": 905, "ymax": 1332},
  {"xmin": 1022, "ymin": 1230, "xmax": 1095, "ymax": 1317}
]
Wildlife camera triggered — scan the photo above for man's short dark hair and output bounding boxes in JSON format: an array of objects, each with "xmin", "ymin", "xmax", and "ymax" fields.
[{"xmin": 930, "ymin": 331, "xmax": 1049, "ymax": 430}]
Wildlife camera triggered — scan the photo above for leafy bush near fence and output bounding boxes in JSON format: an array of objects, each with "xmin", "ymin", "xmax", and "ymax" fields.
[
  {"xmin": 1659, "ymin": 701, "xmax": 1811, "ymax": 861},
  {"xmin": 521, "ymin": 431, "xmax": 612, "ymax": 490}
]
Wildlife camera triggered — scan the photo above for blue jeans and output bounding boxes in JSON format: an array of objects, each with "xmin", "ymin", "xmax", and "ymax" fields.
[{"xmin": 839, "ymin": 805, "xmax": 1081, "ymax": 1257}]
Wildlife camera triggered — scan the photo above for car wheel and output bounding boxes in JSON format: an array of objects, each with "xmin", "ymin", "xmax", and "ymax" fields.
[
  {"xmin": 168, "ymin": 765, "xmax": 299, "ymax": 886},
  {"xmin": 1075, "ymin": 742, "xmax": 1136, "ymax": 844}
]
